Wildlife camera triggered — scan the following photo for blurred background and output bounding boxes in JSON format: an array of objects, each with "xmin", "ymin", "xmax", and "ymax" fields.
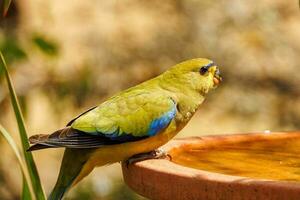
[{"xmin": 0, "ymin": 0, "xmax": 299, "ymax": 199}]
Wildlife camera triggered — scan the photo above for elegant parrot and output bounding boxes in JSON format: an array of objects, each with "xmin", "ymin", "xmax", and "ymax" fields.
[{"xmin": 28, "ymin": 58, "xmax": 222, "ymax": 200}]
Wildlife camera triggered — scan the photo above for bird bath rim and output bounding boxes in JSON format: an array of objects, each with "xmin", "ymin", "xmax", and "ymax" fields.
[{"xmin": 122, "ymin": 131, "xmax": 300, "ymax": 200}]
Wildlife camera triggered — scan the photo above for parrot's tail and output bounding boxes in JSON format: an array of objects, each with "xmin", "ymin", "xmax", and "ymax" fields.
[{"xmin": 49, "ymin": 148, "xmax": 94, "ymax": 200}]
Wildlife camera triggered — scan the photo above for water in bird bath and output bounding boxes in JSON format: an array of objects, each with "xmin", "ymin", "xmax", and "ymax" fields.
[{"xmin": 170, "ymin": 133, "xmax": 300, "ymax": 182}]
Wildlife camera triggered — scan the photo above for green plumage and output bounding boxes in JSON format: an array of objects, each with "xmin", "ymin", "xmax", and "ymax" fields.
[
  {"xmin": 72, "ymin": 92, "xmax": 175, "ymax": 137},
  {"xmin": 28, "ymin": 58, "xmax": 222, "ymax": 200},
  {"xmin": 71, "ymin": 58, "xmax": 220, "ymax": 138}
]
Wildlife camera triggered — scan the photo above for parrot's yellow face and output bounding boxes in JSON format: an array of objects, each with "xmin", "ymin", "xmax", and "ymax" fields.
[{"xmin": 165, "ymin": 58, "xmax": 222, "ymax": 94}]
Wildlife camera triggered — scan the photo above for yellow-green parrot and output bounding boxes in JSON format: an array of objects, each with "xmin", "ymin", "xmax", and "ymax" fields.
[{"xmin": 28, "ymin": 58, "xmax": 222, "ymax": 200}]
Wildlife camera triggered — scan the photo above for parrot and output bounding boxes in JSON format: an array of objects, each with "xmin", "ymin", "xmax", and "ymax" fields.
[{"xmin": 27, "ymin": 58, "xmax": 222, "ymax": 200}]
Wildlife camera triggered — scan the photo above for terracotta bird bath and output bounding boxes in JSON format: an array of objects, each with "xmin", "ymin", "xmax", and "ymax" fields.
[{"xmin": 122, "ymin": 131, "xmax": 300, "ymax": 200}]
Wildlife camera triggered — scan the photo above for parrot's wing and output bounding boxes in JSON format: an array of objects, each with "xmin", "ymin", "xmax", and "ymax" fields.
[
  {"xmin": 28, "ymin": 93, "xmax": 177, "ymax": 150},
  {"xmin": 66, "ymin": 106, "xmax": 97, "ymax": 126},
  {"xmin": 72, "ymin": 92, "xmax": 177, "ymax": 138}
]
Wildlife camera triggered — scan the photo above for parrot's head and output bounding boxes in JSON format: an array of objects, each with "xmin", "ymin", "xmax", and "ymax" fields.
[{"xmin": 163, "ymin": 58, "xmax": 222, "ymax": 94}]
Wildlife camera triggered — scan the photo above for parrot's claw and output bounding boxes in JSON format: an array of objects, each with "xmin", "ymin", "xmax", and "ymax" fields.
[{"xmin": 125, "ymin": 149, "xmax": 171, "ymax": 167}]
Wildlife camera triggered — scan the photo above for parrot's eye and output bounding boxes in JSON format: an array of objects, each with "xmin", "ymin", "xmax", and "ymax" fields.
[
  {"xmin": 199, "ymin": 66, "xmax": 208, "ymax": 75},
  {"xmin": 199, "ymin": 62, "xmax": 215, "ymax": 75}
]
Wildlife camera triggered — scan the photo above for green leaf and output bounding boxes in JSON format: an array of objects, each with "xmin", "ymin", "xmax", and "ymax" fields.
[
  {"xmin": 0, "ymin": 52, "xmax": 46, "ymax": 200},
  {"xmin": 0, "ymin": 125, "xmax": 34, "ymax": 200},
  {"xmin": 2, "ymin": 0, "xmax": 12, "ymax": 17},
  {"xmin": 22, "ymin": 179, "xmax": 32, "ymax": 200},
  {"xmin": 32, "ymin": 35, "xmax": 58, "ymax": 56}
]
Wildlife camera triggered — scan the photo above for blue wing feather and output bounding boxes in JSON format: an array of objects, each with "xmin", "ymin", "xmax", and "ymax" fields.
[
  {"xmin": 96, "ymin": 103, "xmax": 176, "ymax": 140},
  {"xmin": 96, "ymin": 129, "xmax": 147, "ymax": 141},
  {"xmin": 96, "ymin": 100, "xmax": 176, "ymax": 140},
  {"xmin": 148, "ymin": 103, "xmax": 177, "ymax": 136},
  {"xmin": 71, "ymin": 97, "xmax": 177, "ymax": 142}
]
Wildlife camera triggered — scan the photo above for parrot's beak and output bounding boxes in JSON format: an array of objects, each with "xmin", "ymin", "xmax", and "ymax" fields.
[{"xmin": 213, "ymin": 68, "xmax": 222, "ymax": 86}]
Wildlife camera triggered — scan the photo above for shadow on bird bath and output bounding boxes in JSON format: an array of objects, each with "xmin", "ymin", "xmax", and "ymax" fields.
[{"xmin": 122, "ymin": 131, "xmax": 300, "ymax": 200}]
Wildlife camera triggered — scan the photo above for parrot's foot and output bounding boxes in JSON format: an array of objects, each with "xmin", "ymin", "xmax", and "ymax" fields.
[{"xmin": 125, "ymin": 149, "xmax": 171, "ymax": 167}]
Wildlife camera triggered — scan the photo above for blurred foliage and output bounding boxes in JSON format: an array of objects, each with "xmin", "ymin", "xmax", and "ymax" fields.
[
  {"xmin": 0, "ymin": 53, "xmax": 46, "ymax": 199},
  {"xmin": 0, "ymin": 36, "xmax": 27, "ymax": 64},
  {"xmin": 65, "ymin": 180, "xmax": 145, "ymax": 200},
  {"xmin": 32, "ymin": 34, "xmax": 59, "ymax": 56},
  {"xmin": 0, "ymin": 0, "xmax": 300, "ymax": 199},
  {"xmin": 0, "ymin": 124, "xmax": 32, "ymax": 200},
  {"xmin": 1, "ymin": 0, "xmax": 12, "ymax": 17},
  {"xmin": 107, "ymin": 183, "xmax": 145, "ymax": 200}
]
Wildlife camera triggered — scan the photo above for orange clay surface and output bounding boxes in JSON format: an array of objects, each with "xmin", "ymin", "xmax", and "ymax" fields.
[{"xmin": 170, "ymin": 132, "xmax": 300, "ymax": 182}]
